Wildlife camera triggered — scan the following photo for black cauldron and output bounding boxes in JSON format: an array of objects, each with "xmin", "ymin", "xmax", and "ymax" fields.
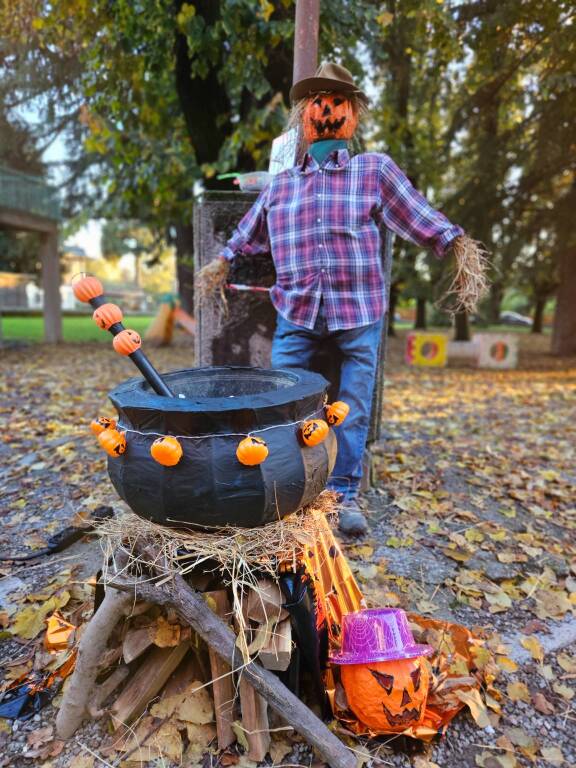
[{"xmin": 106, "ymin": 366, "xmax": 336, "ymax": 528}]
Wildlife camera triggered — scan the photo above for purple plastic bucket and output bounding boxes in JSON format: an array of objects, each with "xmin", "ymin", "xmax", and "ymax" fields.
[{"xmin": 329, "ymin": 608, "xmax": 433, "ymax": 665}]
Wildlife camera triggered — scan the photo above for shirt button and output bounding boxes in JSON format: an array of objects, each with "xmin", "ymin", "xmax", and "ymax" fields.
[
  {"xmin": 319, "ymin": 244, "xmax": 324, "ymax": 248},
  {"xmin": 317, "ymin": 218, "xmax": 321, "ymax": 223}
]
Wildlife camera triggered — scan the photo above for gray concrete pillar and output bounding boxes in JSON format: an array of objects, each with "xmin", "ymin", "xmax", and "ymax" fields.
[{"xmin": 40, "ymin": 228, "xmax": 62, "ymax": 343}]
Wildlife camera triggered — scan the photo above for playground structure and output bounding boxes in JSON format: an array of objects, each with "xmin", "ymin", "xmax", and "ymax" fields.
[{"xmin": 0, "ymin": 166, "xmax": 62, "ymax": 342}]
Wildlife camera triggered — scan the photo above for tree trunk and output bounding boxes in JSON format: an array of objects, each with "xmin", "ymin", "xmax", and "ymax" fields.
[
  {"xmin": 551, "ymin": 246, "xmax": 576, "ymax": 355},
  {"xmin": 414, "ymin": 297, "xmax": 427, "ymax": 329},
  {"xmin": 487, "ymin": 281, "xmax": 503, "ymax": 324},
  {"xmin": 454, "ymin": 311, "xmax": 470, "ymax": 341},
  {"xmin": 531, "ymin": 297, "xmax": 546, "ymax": 334},
  {"xmin": 175, "ymin": 223, "xmax": 195, "ymax": 315}
]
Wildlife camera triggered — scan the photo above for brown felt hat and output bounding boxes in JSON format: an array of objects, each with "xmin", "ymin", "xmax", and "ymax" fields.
[{"xmin": 290, "ymin": 62, "xmax": 369, "ymax": 105}]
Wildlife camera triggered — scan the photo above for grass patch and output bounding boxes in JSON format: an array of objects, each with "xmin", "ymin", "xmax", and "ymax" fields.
[{"xmin": 1, "ymin": 315, "xmax": 154, "ymax": 343}]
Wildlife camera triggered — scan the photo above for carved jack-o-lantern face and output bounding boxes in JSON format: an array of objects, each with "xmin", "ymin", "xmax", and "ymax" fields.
[
  {"xmin": 341, "ymin": 657, "xmax": 429, "ymax": 733},
  {"xmin": 302, "ymin": 92, "xmax": 358, "ymax": 143}
]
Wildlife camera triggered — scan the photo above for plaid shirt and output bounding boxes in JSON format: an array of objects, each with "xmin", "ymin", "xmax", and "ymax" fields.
[{"xmin": 222, "ymin": 149, "xmax": 463, "ymax": 331}]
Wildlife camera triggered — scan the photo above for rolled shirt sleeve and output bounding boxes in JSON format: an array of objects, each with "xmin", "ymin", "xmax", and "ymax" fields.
[
  {"xmin": 220, "ymin": 185, "xmax": 271, "ymax": 261},
  {"xmin": 378, "ymin": 155, "xmax": 463, "ymax": 258}
]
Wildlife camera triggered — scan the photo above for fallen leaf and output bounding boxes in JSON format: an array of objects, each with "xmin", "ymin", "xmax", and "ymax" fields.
[
  {"xmin": 520, "ymin": 635, "xmax": 544, "ymax": 662},
  {"xmin": 507, "ymin": 681, "xmax": 530, "ymax": 702},
  {"xmin": 153, "ymin": 615, "xmax": 181, "ymax": 648},
  {"xmin": 551, "ymin": 681, "xmax": 574, "ymax": 700},
  {"xmin": 556, "ymin": 652, "xmax": 576, "ymax": 674},
  {"xmin": 454, "ymin": 688, "xmax": 491, "ymax": 728},
  {"xmin": 540, "ymin": 746, "xmax": 564, "ymax": 765},
  {"xmin": 531, "ymin": 692, "xmax": 555, "ymax": 715}
]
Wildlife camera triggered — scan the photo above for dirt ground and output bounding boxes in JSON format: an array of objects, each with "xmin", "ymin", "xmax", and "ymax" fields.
[{"xmin": 0, "ymin": 330, "xmax": 574, "ymax": 768}]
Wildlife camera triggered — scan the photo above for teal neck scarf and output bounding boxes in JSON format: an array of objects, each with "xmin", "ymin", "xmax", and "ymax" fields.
[{"xmin": 308, "ymin": 139, "xmax": 348, "ymax": 166}]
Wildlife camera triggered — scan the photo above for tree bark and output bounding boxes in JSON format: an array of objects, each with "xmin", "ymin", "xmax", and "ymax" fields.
[
  {"xmin": 415, "ymin": 297, "xmax": 427, "ymax": 329},
  {"xmin": 531, "ymin": 297, "xmax": 546, "ymax": 334},
  {"xmin": 454, "ymin": 311, "xmax": 470, "ymax": 342},
  {"xmin": 108, "ymin": 574, "xmax": 356, "ymax": 768},
  {"xmin": 56, "ymin": 585, "xmax": 133, "ymax": 739},
  {"xmin": 551, "ymin": 247, "xmax": 576, "ymax": 355},
  {"xmin": 487, "ymin": 281, "xmax": 503, "ymax": 324}
]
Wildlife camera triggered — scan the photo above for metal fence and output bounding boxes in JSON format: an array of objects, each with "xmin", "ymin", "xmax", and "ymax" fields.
[{"xmin": 0, "ymin": 166, "xmax": 61, "ymax": 221}]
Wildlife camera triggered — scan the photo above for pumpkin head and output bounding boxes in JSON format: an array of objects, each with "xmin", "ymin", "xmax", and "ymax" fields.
[
  {"xmin": 90, "ymin": 416, "xmax": 117, "ymax": 436},
  {"xmin": 72, "ymin": 275, "xmax": 103, "ymax": 303},
  {"xmin": 341, "ymin": 657, "xmax": 430, "ymax": 733},
  {"xmin": 113, "ymin": 329, "xmax": 142, "ymax": 356},
  {"xmin": 301, "ymin": 418, "xmax": 329, "ymax": 446},
  {"xmin": 93, "ymin": 303, "xmax": 123, "ymax": 330},
  {"xmin": 325, "ymin": 400, "xmax": 350, "ymax": 427},
  {"xmin": 151, "ymin": 436, "xmax": 183, "ymax": 466},
  {"xmin": 98, "ymin": 428, "xmax": 127, "ymax": 457},
  {"xmin": 236, "ymin": 436, "xmax": 269, "ymax": 466},
  {"xmin": 302, "ymin": 92, "xmax": 358, "ymax": 143}
]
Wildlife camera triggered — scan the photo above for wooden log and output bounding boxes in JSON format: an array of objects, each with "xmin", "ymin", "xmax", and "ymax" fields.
[
  {"xmin": 239, "ymin": 675, "xmax": 270, "ymax": 762},
  {"xmin": 107, "ymin": 573, "xmax": 355, "ymax": 768},
  {"xmin": 110, "ymin": 642, "xmax": 190, "ymax": 729},
  {"xmin": 246, "ymin": 579, "xmax": 289, "ymax": 624},
  {"xmin": 258, "ymin": 617, "xmax": 292, "ymax": 671},
  {"xmin": 205, "ymin": 590, "xmax": 236, "ymax": 750},
  {"xmin": 88, "ymin": 665, "xmax": 130, "ymax": 718},
  {"xmin": 55, "ymin": 581, "xmax": 133, "ymax": 739},
  {"xmin": 122, "ymin": 624, "xmax": 154, "ymax": 664}
]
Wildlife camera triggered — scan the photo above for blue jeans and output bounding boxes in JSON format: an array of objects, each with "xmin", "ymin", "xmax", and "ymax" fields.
[{"xmin": 271, "ymin": 309, "xmax": 383, "ymax": 500}]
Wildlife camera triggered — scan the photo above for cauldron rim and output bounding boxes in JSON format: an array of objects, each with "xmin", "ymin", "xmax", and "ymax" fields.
[{"xmin": 109, "ymin": 366, "xmax": 329, "ymax": 414}]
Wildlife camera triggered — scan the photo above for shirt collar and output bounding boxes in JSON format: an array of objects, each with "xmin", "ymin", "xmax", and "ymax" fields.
[{"xmin": 298, "ymin": 147, "xmax": 351, "ymax": 175}]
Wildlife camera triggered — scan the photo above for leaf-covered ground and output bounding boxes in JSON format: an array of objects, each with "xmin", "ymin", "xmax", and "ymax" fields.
[{"xmin": 0, "ymin": 332, "xmax": 575, "ymax": 768}]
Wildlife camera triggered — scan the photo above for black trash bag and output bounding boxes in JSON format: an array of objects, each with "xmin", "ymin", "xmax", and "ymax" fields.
[
  {"xmin": 0, "ymin": 677, "xmax": 55, "ymax": 721},
  {"xmin": 280, "ymin": 568, "xmax": 330, "ymax": 716}
]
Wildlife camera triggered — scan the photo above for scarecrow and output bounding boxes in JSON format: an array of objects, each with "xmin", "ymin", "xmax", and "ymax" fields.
[{"xmin": 199, "ymin": 63, "xmax": 488, "ymax": 534}]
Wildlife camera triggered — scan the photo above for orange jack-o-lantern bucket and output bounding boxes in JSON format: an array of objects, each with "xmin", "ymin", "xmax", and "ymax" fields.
[
  {"xmin": 330, "ymin": 609, "xmax": 433, "ymax": 732},
  {"xmin": 341, "ymin": 657, "xmax": 430, "ymax": 733}
]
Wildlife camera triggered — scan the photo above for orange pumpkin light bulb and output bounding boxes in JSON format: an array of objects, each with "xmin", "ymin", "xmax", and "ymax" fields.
[
  {"xmin": 341, "ymin": 657, "xmax": 430, "ymax": 733},
  {"xmin": 98, "ymin": 428, "xmax": 127, "ymax": 457},
  {"xmin": 302, "ymin": 92, "xmax": 358, "ymax": 144},
  {"xmin": 150, "ymin": 436, "xmax": 183, "ymax": 467},
  {"xmin": 90, "ymin": 416, "xmax": 117, "ymax": 436},
  {"xmin": 112, "ymin": 329, "xmax": 142, "ymax": 356},
  {"xmin": 93, "ymin": 303, "xmax": 123, "ymax": 330},
  {"xmin": 325, "ymin": 400, "xmax": 350, "ymax": 426},
  {"xmin": 236, "ymin": 436, "xmax": 269, "ymax": 466},
  {"xmin": 301, "ymin": 418, "xmax": 329, "ymax": 446},
  {"xmin": 72, "ymin": 275, "xmax": 104, "ymax": 303}
]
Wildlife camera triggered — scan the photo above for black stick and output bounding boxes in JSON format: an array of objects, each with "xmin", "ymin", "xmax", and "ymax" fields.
[{"xmin": 89, "ymin": 294, "xmax": 174, "ymax": 398}]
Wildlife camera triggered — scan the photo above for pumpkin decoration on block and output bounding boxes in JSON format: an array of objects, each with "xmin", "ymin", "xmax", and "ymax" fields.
[
  {"xmin": 90, "ymin": 416, "xmax": 117, "ymax": 436},
  {"xmin": 301, "ymin": 418, "xmax": 329, "ymax": 446},
  {"xmin": 325, "ymin": 400, "xmax": 350, "ymax": 427},
  {"xmin": 113, "ymin": 329, "xmax": 142, "ymax": 356},
  {"xmin": 98, "ymin": 428, "xmax": 127, "ymax": 457},
  {"xmin": 72, "ymin": 275, "xmax": 103, "ymax": 303},
  {"xmin": 302, "ymin": 92, "xmax": 358, "ymax": 143},
  {"xmin": 331, "ymin": 608, "xmax": 433, "ymax": 734},
  {"xmin": 150, "ymin": 436, "xmax": 183, "ymax": 467},
  {"xmin": 93, "ymin": 303, "xmax": 123, "ymax": 331},
  {"xmin": 236, "ymin": 436, "xmax": 269, "ymax": 466}
]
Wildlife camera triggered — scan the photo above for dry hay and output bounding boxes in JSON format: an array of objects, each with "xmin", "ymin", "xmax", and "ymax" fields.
[
  {"xmin": 97, "ymin": 493, "xmax": 337, "ymax": 659},
  {"xmin": 195, "ymin": 257, "xmax": 230, "ymax": 315},
  {"xmin": 441, "ymin": 234, "xmax": 490, "ymax": 315}
]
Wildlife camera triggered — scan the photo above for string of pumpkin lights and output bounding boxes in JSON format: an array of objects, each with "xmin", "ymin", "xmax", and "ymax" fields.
[{"xmin": 72, "ymin": 275, "xmax": 350, "ymax": 468}]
